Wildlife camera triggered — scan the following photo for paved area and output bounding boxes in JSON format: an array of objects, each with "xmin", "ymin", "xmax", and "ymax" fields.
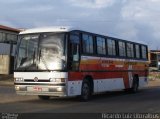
[
  {"xmin": 0, "ymin": 76, "xmax": 160, "ymax": 119},
  {"xmin": 0, "ymin": 81, "xmax": 160, "ymax": 113},
  {"xmin": 0, "ymin": 75, "xmax": 14, "ymax": 86}
]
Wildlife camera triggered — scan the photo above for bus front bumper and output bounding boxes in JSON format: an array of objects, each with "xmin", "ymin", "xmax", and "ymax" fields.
[{"xmin": 14, "ymin": 84, "xmax": 67, "ymax": 97}]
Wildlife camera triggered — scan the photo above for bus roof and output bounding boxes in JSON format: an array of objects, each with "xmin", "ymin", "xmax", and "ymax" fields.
[
  {"xmin": 19, "ymin": 26, "xmax": 147, "ymax": 46},
  {"xmin": 20, "ymin": 26, "xmax": 78, "ymax": 34}
]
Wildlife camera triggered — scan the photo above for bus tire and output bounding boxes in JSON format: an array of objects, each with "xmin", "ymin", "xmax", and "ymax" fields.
[
  {"xmin": 80, "ymin": 80, "xmax": 91, "ymax": 101},
  {"xmin": 38, "ymin": 95, "xmax": 50, "ymax": 100},
  {"xmin": 131, "ymin": 76, "xmax": 139, "ymax": 93}
]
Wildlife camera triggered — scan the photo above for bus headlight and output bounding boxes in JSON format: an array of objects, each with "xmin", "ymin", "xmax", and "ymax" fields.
[
  {"xmin": 50, "ymin": 78, "xmax": 65, "ymax": 82},
  {"xmin": 56, "ymin": 87, "xmax": 63, "ymax": 92},
  {"xmin": 50, "ymin": 78, "xmax": 56, "ymax": 82},
  {"xmin": 15, "ymin": 86, "xmax": 20, "ymax": 91},
  {"xmin": 14, "ymin": 77, "xmax": 24, "ymax": 82}
]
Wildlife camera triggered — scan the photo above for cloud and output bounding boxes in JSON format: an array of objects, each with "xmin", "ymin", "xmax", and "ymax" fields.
[
  {"xmin": 68, "ymin": 0, "xmax": 116, "ymax": 9},
  {"xmin": 121, "ymin": 0, "xmax": 160, "ymax": 22},
  {"xmin": 119, "ymin": 0, "xmax": 160, "ymax": 48},
  {"xmin": 0, "ymin": 0, "xmax": 160, "ymax": 49},
  {"xmin": 0, "ymin": 19, "xmax": 15, "ymax": 27},
  {"xmin": 114, "ymin": 22, "xmax": 138, "ymax": 41}
]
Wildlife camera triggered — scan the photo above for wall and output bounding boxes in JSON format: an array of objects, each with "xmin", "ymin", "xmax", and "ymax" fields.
[
  {"xmin": 0, "ymin": 55, "xmax": 10, "ymax": 74},
  {"xmin": 0, "ymin": 29, "xmax": 19, "ymax": 74}
]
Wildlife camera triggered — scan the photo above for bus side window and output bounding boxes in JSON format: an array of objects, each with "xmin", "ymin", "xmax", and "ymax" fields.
[
  {"xmin": 118, "ymin": 41, "xmax": 126, "ymax": 57},
  {"xmin": 71, "ymin": 43, "xmax": 79, "ymax": 62},
  {"xmin": 135, "ymin": 44, "xmax": 140, "ymax": 59},
  {"xmin": 127, "ymin": 43, "xmax": 134, "ymax": 58},
  {"xmin": 82, "ymin": 34, "xmax": 94, "ymax": 54},
  {"xmin": 96, "ymin": 36, "xmax": 106, "ymax": 55},
  {"xmin": 69, "ymin": 32, "xmax": 80, "ymax": 71},
  {"xmin": 107, "ymin": 38, "xmax": 116, "ymax": 56},
  {"xmin": 141, "ymin": 45, "xmax": 147, "ymax": 59}
]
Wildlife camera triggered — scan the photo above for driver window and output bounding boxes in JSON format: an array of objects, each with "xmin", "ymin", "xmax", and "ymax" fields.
[
  {"xmin": 69, "ymin": 32, "xmax": 80, "ymax": 70},
  {"xmin": 71, "ymin": 44, "xmax": 79, "ymax": 62}
]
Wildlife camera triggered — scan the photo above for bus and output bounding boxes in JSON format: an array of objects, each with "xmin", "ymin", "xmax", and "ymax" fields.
[
  {"xmin": 149, "ymin": 50, "xmax": 160, "ymax": 71},
  {"xmin": 14, "ymin": 26, "xmax": 149, "ymax": 101}
]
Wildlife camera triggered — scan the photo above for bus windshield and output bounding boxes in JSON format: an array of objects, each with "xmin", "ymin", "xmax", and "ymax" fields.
[{"xmin": 15, "ymin": 33, "xmax": 66, "ymax": 71}]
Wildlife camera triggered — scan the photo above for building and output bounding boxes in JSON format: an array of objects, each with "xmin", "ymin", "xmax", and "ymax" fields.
[
  {"xmin": 149, "ymin": 50, "xmax": 160, "ymax": 71},
  {"xmin": 0, "ymin": 25, "xmax": 21, "ymax": 74}
]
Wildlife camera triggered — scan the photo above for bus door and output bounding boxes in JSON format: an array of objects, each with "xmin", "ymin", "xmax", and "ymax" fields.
[
  {"xmin": 128, "ymin": 65, "xmax": 133, "ymax": 88},
  {"xmin": 68, "ymin": 32, "xmax": 80, "ymax": 71}
]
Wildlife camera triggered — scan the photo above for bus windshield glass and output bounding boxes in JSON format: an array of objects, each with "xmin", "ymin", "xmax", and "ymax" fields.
[{"xmin": 15, "ymin": 33, "xmax": 66, "ymax": 71}]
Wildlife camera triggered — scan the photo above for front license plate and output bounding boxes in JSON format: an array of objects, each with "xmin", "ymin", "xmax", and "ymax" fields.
[{"xmin": 27, "ymin": 86, "xmax": 48, "ymax": 92}]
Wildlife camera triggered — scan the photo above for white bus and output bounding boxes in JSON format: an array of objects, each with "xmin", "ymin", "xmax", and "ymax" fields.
[{"xmin": 14, "ymin": 26, "xmax": 149, "ymax": 101}]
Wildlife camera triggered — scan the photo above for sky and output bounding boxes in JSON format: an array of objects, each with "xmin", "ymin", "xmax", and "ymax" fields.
[{"xmin": 0, "ymin": 0, "xmax": 160, "ymax": 49}]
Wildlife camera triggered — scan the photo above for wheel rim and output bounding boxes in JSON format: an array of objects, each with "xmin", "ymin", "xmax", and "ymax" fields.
[
  {"xmin": 133, "ymin": 82, "xmax": 138, "ymax": 92},
  {"xmin": 82, "ymin": 83, "xmax": 90, "ymax": 100}
]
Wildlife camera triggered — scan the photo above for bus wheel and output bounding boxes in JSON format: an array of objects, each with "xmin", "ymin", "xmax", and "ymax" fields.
[
  {"xmin": 131, "ymin": 76, "xmax": 139, "ymax": 93},
  {"xmin": 38, "ymin": 96, "xmax": 50, "ymax": 100},
  {"xmin": 80, "ymin": 80, "xmax": 91, "ymax": 101}
]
